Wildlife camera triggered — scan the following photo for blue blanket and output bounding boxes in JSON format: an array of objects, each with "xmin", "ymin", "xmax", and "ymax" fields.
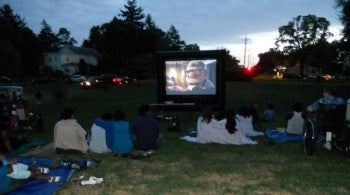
[
  {"xmin": 6, "ymin": 157, "xmax": 74, "ymax": 195},
  {"xmin": 266, "ymin": 128, "xmax": 325, "ymax": 143}
]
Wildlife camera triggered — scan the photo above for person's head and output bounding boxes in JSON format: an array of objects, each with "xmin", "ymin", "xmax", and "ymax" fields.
[
  {"xmin": 138, "ymin": 104, "xmax": 150, "ymax": 116},
  {"xmin": 60, "ymin": 108, "xmax": 74, "ymax": 120},
  {"xmin": 238, "ymin": 106, "xmax": 251, "ymax": 117},
  {"xmin": 185, "ymin": 61, "xmax": 208, "ymax": 84},
  {"xmin": 225, "ymin": 109, "xmax": 237, "ymax": 134},
  {"xmin": 201, "ymin": 106, "xmax": 213, "ymax": 124},
  {"xmin": 266, "ymin": 103, "xmax": 274, "ymax": 110},
  {"xmin": 323, "ymin": 85, "xmax": 337, "ymax": 98},
  {"xmin": 101, "ymin": 112, "xmax": 113, "ymax": 120},
  {"xmin": 114, "ymin": 110, "xmax": 125, "ymax": 120},
  {"xmin": 292, "ymin": 102, "xmax": 303, "ymax": 112}
]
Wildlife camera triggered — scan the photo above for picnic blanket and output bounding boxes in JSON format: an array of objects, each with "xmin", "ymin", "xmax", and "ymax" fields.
[
  {"xmin": 266, "ymin": 128, "xmax": 325, "ymax": 143},
  {"xmin": 5, "ymin": 157, "xmax": 74, "ymax": 195}
]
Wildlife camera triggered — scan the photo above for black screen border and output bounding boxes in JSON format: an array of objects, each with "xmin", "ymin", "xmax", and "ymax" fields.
[{"xmin": 157, "ymin": 50, "xmax": 226, "ymax": 109}]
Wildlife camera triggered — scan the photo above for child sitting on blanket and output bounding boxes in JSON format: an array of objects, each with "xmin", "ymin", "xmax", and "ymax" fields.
[
  {"xmin": 284, "ymin": 102, "xmax": 305, "ymax": 134},
  {"xmin": 0, "ymin": 155, "xmax": 61, "ymax": 183}
]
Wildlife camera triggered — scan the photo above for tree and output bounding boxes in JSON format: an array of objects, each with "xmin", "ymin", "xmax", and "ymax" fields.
[
  {"xmin": 275, "ymin": 15, "xmax": 333, "ymax": 75},
  {"xmin": 0, "ymin": 4, "xmax": 42, "ymax": 76},
  {"xmin": 57, "ymin": 27, "xmax": 77, "ymax": 47},
  {"xmin": 183, "ymin": 44, "xmax": 200, "ymax": 51},
  {"xmin": 276, "ymin": 15, "xmax": 332, "ymax": 53},
  {"xmin": 165, "ymin": 24, "xmax": 186, "ymax": 51},
  {"xmin": 336, "ymin": 0, "xmax": 350, "ymax": 43},
  {"xmin": 38, "ymin": 20, "xmax": 59, "ymax": 52},
  {"xmin": 119, "ymin": 0, "xmax": 144, "ymax": 30}
]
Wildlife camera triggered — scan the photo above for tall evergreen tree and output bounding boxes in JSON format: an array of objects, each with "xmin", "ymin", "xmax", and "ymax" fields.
[
  {"xmin": 38, "ymin": 20, "xmax": 59, "ymax": 52},
  {"xmin": 0, "ymin": 4, "xmax": 42, "ymax": 76},
  {"xmin": 119, "ymin": 0, "xmax": 145, "ymax": 30},
  {"xmin": 165, "ymin": 24, "xmax": 186, "ymax": 51},
  {"xmin": 57, "ymin": 27, "xmax": 77, "ymax": 48}
]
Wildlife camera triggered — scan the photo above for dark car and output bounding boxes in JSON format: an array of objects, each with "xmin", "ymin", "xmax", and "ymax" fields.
[
  {"xmin": 80, "ymin": 76, "xmax": 102, "ymax": 89},
  {"xmin": 122, "ymin": 76, "xmax": 139, "ymax": 84},
  {"xmin": 31, "ymin": 76, "xmax": 55, "ymax": 84},
  {"xmin": 100, "ymin": 73, "xmax": 123, "ymax": 86}
]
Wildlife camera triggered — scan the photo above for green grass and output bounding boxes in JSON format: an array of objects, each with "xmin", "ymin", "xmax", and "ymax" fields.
[{"xmin": 19, "ymin": 78, "xmax": 350, "ymax": 194}]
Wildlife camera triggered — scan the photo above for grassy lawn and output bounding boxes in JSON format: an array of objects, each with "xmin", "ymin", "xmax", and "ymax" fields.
[{"xmin": 19, "ymin": 78, "xmax": 350, "ymax": 194}]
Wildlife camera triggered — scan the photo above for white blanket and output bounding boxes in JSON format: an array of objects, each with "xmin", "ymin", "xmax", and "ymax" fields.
[
  {"xmin": 235, "ymin": 114, "xmax": 264, "ymax": 136},
  {"xmin": 181, "ymin": 117, "xmax": 258, "ymax": 145}
]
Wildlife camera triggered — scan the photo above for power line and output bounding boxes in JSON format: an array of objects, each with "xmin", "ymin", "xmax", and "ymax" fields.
[{"xmin": 241, "ymin": 36, "xmax": 250, "ymax": 67}]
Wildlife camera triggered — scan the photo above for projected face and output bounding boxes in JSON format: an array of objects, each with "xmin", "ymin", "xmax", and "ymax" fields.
[{"xmin": 185, "ymin": 61, "xmax": 207, "ymax": 85}]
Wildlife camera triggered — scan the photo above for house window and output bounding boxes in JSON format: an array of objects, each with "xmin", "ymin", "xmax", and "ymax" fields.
[
  {"xmin": 66, "ymin": 56, "xmax": 69, "ymax": 62},
  {"xmin": 55, "ymin": 56, "xmax": 57, "ymax": 61},
  {"xmin": 48, "ymin": 57, "xmax": 51, "ymax": 62}
]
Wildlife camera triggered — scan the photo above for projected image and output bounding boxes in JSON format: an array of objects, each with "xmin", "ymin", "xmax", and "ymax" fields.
[{"xmin": 165, "ymin": 59, "xmax": 216, "ymax": 95}]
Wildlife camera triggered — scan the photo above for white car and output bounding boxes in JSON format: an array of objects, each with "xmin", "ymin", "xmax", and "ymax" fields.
[{"xmin": 69, "ymin": 75, "xmax": 86, "ymax": 82}]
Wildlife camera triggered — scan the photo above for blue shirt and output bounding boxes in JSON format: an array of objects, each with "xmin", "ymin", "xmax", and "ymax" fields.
[
  {"xmin": 0, "ymin": 160, "xmax": 11, "ymax": 193},
  {"xmin": 309, "ymin": 97, "xmax": 345, "ymax": 111},
  {"xmin": 132, "ymin": 116, "xmax": 160, "ymax": 150}
]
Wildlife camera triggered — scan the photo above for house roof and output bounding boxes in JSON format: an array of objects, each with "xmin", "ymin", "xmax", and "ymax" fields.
[{"xmin": 62, "ymin": 45, "xmax": 101, "ymax": 59}]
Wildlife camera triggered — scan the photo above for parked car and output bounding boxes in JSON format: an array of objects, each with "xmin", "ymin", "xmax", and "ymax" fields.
[
  {"xmin": 69, "ymin": 74, "xmax": 86, "ymax": 82},
  {"xmin": 122, "ymin": 76, "xmax": 140, "ymax": 84},
  {"xmin": 80, "ymin": 76, "xmax": 102, "ymax": 89},
  {"xmin": 100, "ymin": 73, "xmax": 123, "ymax": 85},
  {"xmin": 31, "ymin": 76, "xmax": 55, "ymax": 84}
]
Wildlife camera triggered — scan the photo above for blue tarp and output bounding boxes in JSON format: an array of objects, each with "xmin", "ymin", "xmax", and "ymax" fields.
[
  {"xmin": 6, "ymin": 157, "xmax": 74, "ymax": 195},
  {"xmin": 266, "ymin": 128, "xmax": 325, "ymax": 143}
]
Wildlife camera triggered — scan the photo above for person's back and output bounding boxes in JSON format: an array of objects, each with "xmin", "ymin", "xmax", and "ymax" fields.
[
  {"xmin": 285, "ymin": 102, "xmax": 304, "ymax": 134},
  {"xmin": 111, "ymin": 110, "xmax": 133, "ymax": 154},
  {"xmin": 133, "ymin": 104, "xmax": 160, "ymax": 151},
  {"xmin": 89, "ymin": 112, "xmax": 113, "ymax": 153},
  {"xmin": 54, "ymin": 108, "xmax": 88, "ymax": 153}
]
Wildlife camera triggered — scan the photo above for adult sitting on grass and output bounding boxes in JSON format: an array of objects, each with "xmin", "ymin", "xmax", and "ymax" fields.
[
  {"xmin": 284, "ymin": 102, "xmax": 305, "ymax": 135},
  {"xmin": 132, "ymin": 104, "xmax": 161, "ymax": 151},
  {"xmin": 236, "ymin": 106, "xmax": 264, "ymax": 137},
  {"xmin": 89, "ymin": 112, "xmax": 113, "ymax": 153},
  {"xmin": 54, "ymin": 108, "xmax": 89, "ymax": 154},
  {"xmin": 111, "ymin": 110, "xmax": 134, "ymax": 155}
]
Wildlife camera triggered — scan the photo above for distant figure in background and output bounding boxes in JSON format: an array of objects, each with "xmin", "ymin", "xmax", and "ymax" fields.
[
  {"xmin": 0, "ymin": 115, "xmax": 13, "ymax": 154},
  {"xmin": 284, "ymin": 102, "xmax": 305, "ymax": 135},
  {"xmin": 261, "ymin": 102, "xmax": 275, "ymax": 121},
  {"xmin": 54, "ymin": 108, "xmax": 89, "ymax": 154},
  {"xmin": 132, "ymin": 104, "xmax": 161, "ymax": 151}
]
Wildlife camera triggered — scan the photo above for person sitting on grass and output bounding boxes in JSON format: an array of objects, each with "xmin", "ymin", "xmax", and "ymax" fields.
[
  {"xmin": 89, "ymin": 112, "xmax": 113, "ymax": 153},
  {"xmin": 284, "ymin": 102, "xmax": 305, "ymax": 135},
  {"xmin": 54, "ymin": 108, "xmax": 89, "ymax": 154},
  {"xmin": 194, "ymin": 107, "xmax": 258, "ymax": 145},
  {"xmin": 132, "ymin": 104, "xmax": 161, "ymax": 151},
  {"xmin": 111, "ymin": 110, "xmax": 134, "ymax": 156},
  {"xmin": 0, "ymin": 155, "xmax": 61, "ymax": 186}
]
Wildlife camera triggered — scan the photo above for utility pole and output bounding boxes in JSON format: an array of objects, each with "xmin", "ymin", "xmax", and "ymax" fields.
[{"xmin": 242, "ymin": 36, "xmax": 250, "ymax": 67}]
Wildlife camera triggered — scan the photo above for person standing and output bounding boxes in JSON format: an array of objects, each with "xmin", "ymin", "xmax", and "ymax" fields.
[{"xmin": 132, "ymin": 104, "xmax": 161, "ymax": 151}]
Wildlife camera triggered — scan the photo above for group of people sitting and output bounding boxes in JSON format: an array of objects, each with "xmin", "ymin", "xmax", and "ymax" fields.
[
  {"xmin": 181, "ymin": 106, "xmax": 264, "ymax": 145},
  {"xmin": 53, "ymin": 104, "xmax": 161, "ymax": 155}
]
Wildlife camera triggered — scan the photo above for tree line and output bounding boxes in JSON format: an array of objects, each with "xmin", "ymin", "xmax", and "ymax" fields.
[
  {"xmin": 256, "ymin": 0, "xmax": 350, "ymax": 76},
  {"xmin": 1, "ymin": 0, "xmax": 349, "ymax": 78}
]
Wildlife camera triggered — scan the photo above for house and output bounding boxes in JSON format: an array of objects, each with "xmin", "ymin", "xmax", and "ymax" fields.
[{"xmin": 43, "ymin": 45, "xmax": 100, "ymax": 76}]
